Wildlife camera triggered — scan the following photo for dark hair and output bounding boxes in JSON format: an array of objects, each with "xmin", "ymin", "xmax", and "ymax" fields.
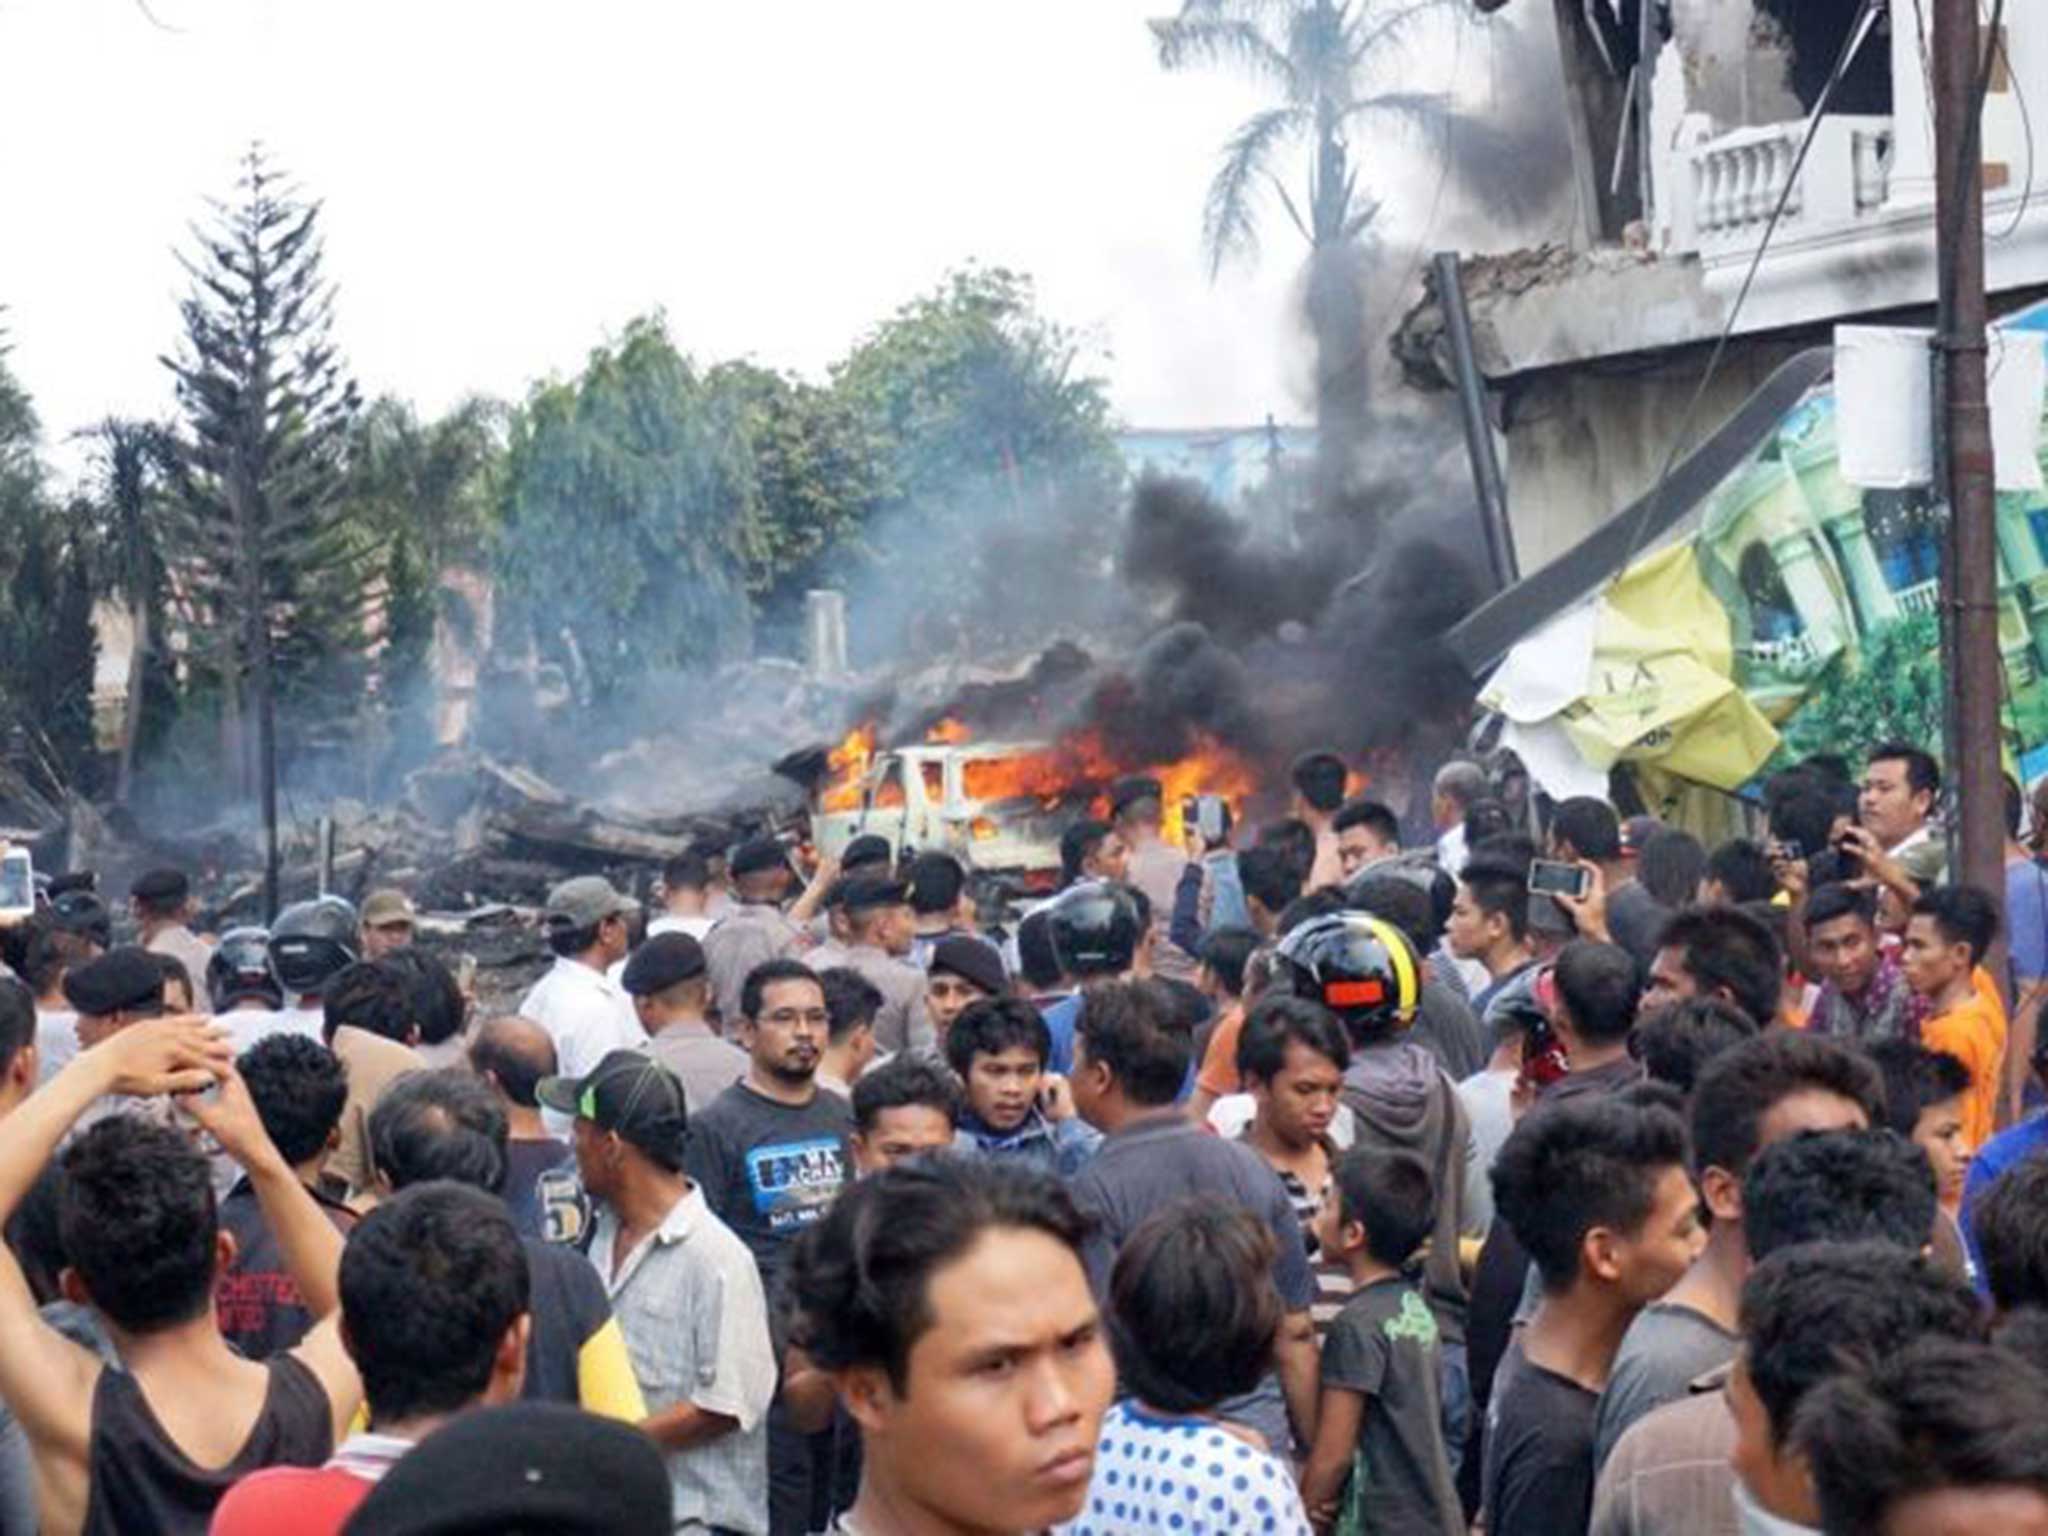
[
  {"xmin": 1016, "ymin": 908, "xmax": 1063, "ymax": 990},
  {"xmin": 944, "ymin": 996, "xmax": 1051, "ymax": 1077},
  {"xmin": 1691, "ymin": 1032, "xmax": 1883, "ymax": 1180},
  {"xmin": 1059, "ymin": 820, "xmax": 1113, "ymax": 887},
  {"xmin": 1741, "ymin": 1129, "xmax": 1938, "ymax": 1262},
  {"xmin": 154, "ymin": 952, "xmax": 194, "ymax": 1004},
  {"xmin": 340, "ymin": 1182, "xmax": 530, "ymax": 1425},
  {"xmin": 1236, "ymin": 993, "xmax": 1351, "ymax": 1083},
  {"xmin": 1637, "ymin": 828, "xmax": 1707, "ymax": 910},
  {"xmin": 59, "ymin": 1117, "xmax": 218, "ymax": 1333},
  {"xmin": 1197, "ymin": 926, "xmax": 1260, "ymax": 998},
  {"xmin": 1635, "ymin": 998, "xmax": 1759, "ymax": 1096},
  {"xmin": 1551, "ymin": 797, "xmax": 1621, "ymax": 862},
  {"xmin": 0, "ymin": 977, "xmax": 32, "ymax": 1079},
  {"xmin": 1972, "ymin": 1159, "xmax": 2048, "ymax": 1314},
  {"xmin": 660, "ymin": 851, "xmax": 710, "ymax": 893},
  {"xmin": 1704, "ymin": 839, "xmax": 1776, "ymax": 904},
  {"xmin": 1332, "ymin": 1147, "xmax": 1435, "ymax": 1268},
  {"xmin": 1110, "ymin": 1202, "xmax": 1281, "ymax": 1414},
  {"xmin": 1910, "ymin": 885, "xmax": 2001, "ymax": 967},
  {"xmin": 1768, "ymin": 789, "xmax": 1840, "ymax": 869},
  {"xmin": 851, "ymin": 1054, "xmax": 963, "ymax": 1136},
  {"xmin": 907, "ymin": 853, "xmax": 967, "ymax": 917},
  {"xmin": 1655, "ymin": 906, "xmax": 1783, "ymax": 1030},
  {"xmin": 1332, "ymin": 797, "xmax": 1399, "ymax": 845},
  {"xmin": 741, "ymin": 958, "xmax": 821, "ymax": 1023},
  {"xmin": 1800, "ymin": 1338, "xmax": 2048, "ymax": 1536},
  {"xmin": 545, "ymin": 922, "xmax": 603, "ymax": 961},
  {"xmin": 818, "ymin": 967, "xmax": 884, "ymax": 1045},
  {"xmin": 1804, "ymin": 881, "xmax": 1877, "ymax": 932},
  {"xmin": 1552, "ymin": 940, "xmax": 1641, "ymax": 1046},
  {"xmin": 1236, "ymin": 845, "xmax": 1303, "ymax": 918},
  {"xmin": 1491, "ymin": 1095, "xmax": 1690, "ymax": 1291},
  {"xmin": 380, "ymin": 948, "xmax": 467, "ymax": 1048},
  {"xmin": 2007, "ymin": 772, "xmax": 2026, "ymax": 840},
  {"xmin": 1868, "ymin": 740, "xmax": 1941, "ymax": 797},
  {"xmin": 1740, "ymin": 1240, "xmax": 1983, "ymax": 1447},
  {"xmin": 1290, "ymin": 752, "xmax": 1349, "ymax": 814},
  {"xmin": 1255, "ymin": 819, "xmax": 1317, "ymax": 888},
  {"xmin": 1462, "ymin": 798, "xmax": 1516, "ymax": 846},
  {"xmin": 20, "ymin": 926, "xmax": 65, "ymax": 999},
  {"xmin": 1864, "ymin": 1039, "xmax": 1973, "ymax": 1139},
  {"xmin": 238, "ymin": 1033, "xmax": 349, "ymax": 1167},
  {"xmin": 1075, "ymin": 981, "xmax": 1191, "ymax": 1107},
  {"xmin": 1349, "ymin": 872, "xmax": 1441, "ymax": 959},
  {"xmin": 467, "ymin": 1016, "xmax": 556, "ymax": 1110},
  {"xmin": 1275, "ymin": 886, "xmax": 1347, "ymax": 937},
  {"xmin": 322, "ymin": 960, "xmax": 415, "ymax": 1045},
  {"xmin": 787, "ymin": 1157, "xmax": 1094, "ymax": 1393},
  {"xmin": 369, "ymin": 1069, "xmax": 509, "ymax": 1194},
  {"xmin": 7, "ymin": 1167, "xmax": 66, "ymax": 1305},
  {"xmin": 1459, "ymin": 854, "xmax": 1530, "ymax": 943}
]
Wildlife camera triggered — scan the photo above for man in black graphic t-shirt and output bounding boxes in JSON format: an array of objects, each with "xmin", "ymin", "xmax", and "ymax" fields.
[{"xmin": 683, "ymin": 958, "xmax": 854, "ymax": 1535}]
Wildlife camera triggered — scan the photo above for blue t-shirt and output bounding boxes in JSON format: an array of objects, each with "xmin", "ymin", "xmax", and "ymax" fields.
[
  {"xmin": 1962, "ymin": 1110, "xmax": 2048, "ymax": 1295},
  {"xmin": 1060, "ymin": 1400, "xmax": 1312, "ymax": 1535},
  {"xmin": 2007, "ymin": 856, "xmax": 2048, "ymax": 985},
  {"xmin": 1043, "ymin": 992, "xmax": 1195, "ymax": 1100}
]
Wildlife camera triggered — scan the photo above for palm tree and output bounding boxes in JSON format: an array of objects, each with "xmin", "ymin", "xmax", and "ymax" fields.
[{"xmin": 1151, "ymin": 0, "xmax": 1477, "ymax": 532}]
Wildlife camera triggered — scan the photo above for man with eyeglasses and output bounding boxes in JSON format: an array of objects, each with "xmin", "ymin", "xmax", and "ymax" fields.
[{"xmin": 683, "ymin": 957, "xmax": 855, "ymax": 1533}]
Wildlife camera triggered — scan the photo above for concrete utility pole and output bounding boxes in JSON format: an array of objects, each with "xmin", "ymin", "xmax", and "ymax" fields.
[{"xmin": 1931, "ymin": 0, "xmax": 2007, "ymax": 963}]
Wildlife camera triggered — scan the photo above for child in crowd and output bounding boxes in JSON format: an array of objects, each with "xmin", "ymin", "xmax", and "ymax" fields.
[
  {"xmin": 1300, "ymin": 1148, "xmax": 1461, "ymax": 1536},
  {"xmin": 1063, "ymin": 1202, "xmax": 1312, "ymax": 1535}
]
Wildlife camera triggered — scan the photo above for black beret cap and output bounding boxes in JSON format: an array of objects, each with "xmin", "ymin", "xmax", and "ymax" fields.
[
  {"xmin": 928, "ymin": 934, "xmax": 1007, "ymax": 997},
  {"xmin": 62, "ymin": 946, "xmax": 166, "ymax": 1016},
  {"xmin": 619, "ymin": 932, "xmax": 707, "ymax": 996},
  {"xmin": 840, "ymin": 875, "xmax": 911, "ymax": 913},
  {"xmin": 130, "ymin": 867, "xmax": 190, "ymax": 904},
  {"xmin": 728, "ymin": 837, "xmax": 789, "ymax": 878}
]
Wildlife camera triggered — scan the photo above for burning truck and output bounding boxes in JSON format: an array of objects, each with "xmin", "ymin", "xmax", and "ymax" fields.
[{"xmin": 778, "ymin": 718, "xmax": 1259, "ymax": 891}]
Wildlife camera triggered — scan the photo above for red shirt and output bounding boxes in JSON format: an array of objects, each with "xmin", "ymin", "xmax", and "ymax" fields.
[{"xmin": 207, "ymin": 1432, "xmax": 410, "ymax": 1536}]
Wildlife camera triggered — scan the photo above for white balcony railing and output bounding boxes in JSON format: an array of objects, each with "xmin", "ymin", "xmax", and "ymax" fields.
[
  {"xmin": 1897, "ymin": 579, "xmax": 1941, "ymax": 616},
  {"xmin": 1683, "ymin": 116, "xmax": 1894, "ymax": 256}
]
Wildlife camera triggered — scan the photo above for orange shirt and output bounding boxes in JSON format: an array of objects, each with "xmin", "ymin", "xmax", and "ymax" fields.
[
  {"xmin": 1197, "ymin": 1003, "xmax": 1247, "ymax": 1099},
  {"xmin": 1922, "ymin": 982, "xmax": 2008, "ymax": 1149}
]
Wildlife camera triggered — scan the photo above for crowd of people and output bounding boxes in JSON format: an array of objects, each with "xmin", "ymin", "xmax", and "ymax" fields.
[{"xmin": 2, "ymin": 740, "xmax": 2048, "ymax": 1534}]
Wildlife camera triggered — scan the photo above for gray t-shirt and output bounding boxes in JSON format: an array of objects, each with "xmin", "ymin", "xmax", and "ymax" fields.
[
  {"xmin": 1604, "ymin": 880, "xmax": 1670, "ymax": 976},
  {"xmin": 1411, "ymin": 975, "xmax": 1488, "ymax": 1082},
  {"xmin": 1591, "ymin": 1302, "xmax": 1739, "ymax": 1473},
  {"xmin": 1320, "ymin": 1278, "xmax": 1463, "ymax": 1536},
  {"xmin": 682, "ymin": 1082, "xmax": 854, "ymax": 1283},
  {"xmin": 1067, "ymin": 1113, "xmax": 1315, "ymax": 1452}
]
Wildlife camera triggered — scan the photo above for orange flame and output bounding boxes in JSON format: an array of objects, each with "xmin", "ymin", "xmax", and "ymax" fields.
[{"xmin": 819, "ymin": 719, "xmax": 1262, "ymax": 841}]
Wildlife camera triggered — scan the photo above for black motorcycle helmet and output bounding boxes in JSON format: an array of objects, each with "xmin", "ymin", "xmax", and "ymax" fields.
[
  {"xmin": 1046, "ymin": 879, "xmax": 1142, "ymax": 979},
  {"xmin": 207, "ymin": 926, "xmax": 284, "ymax": 1012},
  {"xmin": 1273, "ymin": 910, "xmax": 1421, "ymax": 1041},
  {"xmin": 269, "ymin": 896, "xmax": 360, "ymax": 998}
]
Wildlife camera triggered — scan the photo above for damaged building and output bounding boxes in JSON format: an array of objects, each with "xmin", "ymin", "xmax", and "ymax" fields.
[{"xmin": 1402, "ymin": 0, "xmax": 2048, "ymax": 578}]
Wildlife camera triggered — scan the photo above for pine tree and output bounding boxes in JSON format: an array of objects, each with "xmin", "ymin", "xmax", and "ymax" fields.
[{"xmin": 161, "ymin": 144, "xmax": 361, "ymax": 917}]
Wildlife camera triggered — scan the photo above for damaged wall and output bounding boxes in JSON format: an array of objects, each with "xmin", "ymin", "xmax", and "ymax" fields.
[{"xmin": 1499, "ymin": 337, "xmax": 1810, "ymax": 575}]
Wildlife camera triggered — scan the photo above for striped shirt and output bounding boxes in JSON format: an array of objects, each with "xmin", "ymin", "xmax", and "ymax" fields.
[{"xmin": 1239, "ymin": 1133, "xmax": 1354, "ymax": 1335}]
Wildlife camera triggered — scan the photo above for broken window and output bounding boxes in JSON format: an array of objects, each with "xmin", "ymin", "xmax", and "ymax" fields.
[{"xmin": 1752, "ymin": 0, "xmax": 1892, "ymax": 116}]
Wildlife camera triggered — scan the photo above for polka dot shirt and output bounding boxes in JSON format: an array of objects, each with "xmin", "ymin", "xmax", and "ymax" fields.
[{"xmin": 1060, "ymin": 1400, "xmax": 1313, "ymax": 1535}]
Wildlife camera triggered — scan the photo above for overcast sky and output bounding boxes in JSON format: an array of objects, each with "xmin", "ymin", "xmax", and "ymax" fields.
[{"xmin": 0, "ymin": 0, "xmax": 1556, "ymax": 478}]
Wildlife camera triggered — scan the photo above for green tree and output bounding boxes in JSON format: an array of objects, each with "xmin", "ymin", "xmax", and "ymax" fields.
[
  {"xmin": 1780, "ymin": 613, "xmax": 1946, "ymax": 765},
  {"xmin": 76, "ymin": 417, "xmax": 179, "ymax": 803},
  {"xmin": 161, "ymin": 144, "xmax": 362, "ymax": 915},
  {"xmin": 1151, "ymin": 0, "xmax": 1478, "ymax": 533},
  {"xmin": 497, "ymin": 315, "xmax": 758, "ymax": 703},
  {"xmin": 828, "ymin": 266, "xmax": 1122, "ymax": 654},
  {"xmin": 338, "ymin": 394, "xmax": 509, "ymax": 778}
]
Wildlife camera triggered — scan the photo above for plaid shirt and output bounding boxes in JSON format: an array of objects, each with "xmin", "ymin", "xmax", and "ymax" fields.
[
  {"xmin": 1808, "ymin": 953, "xmax": 1927, "ymax": 1044},
  {"xmin": 591, "ymin": 1184, "xmax": 777, "ymax": 1534}
]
